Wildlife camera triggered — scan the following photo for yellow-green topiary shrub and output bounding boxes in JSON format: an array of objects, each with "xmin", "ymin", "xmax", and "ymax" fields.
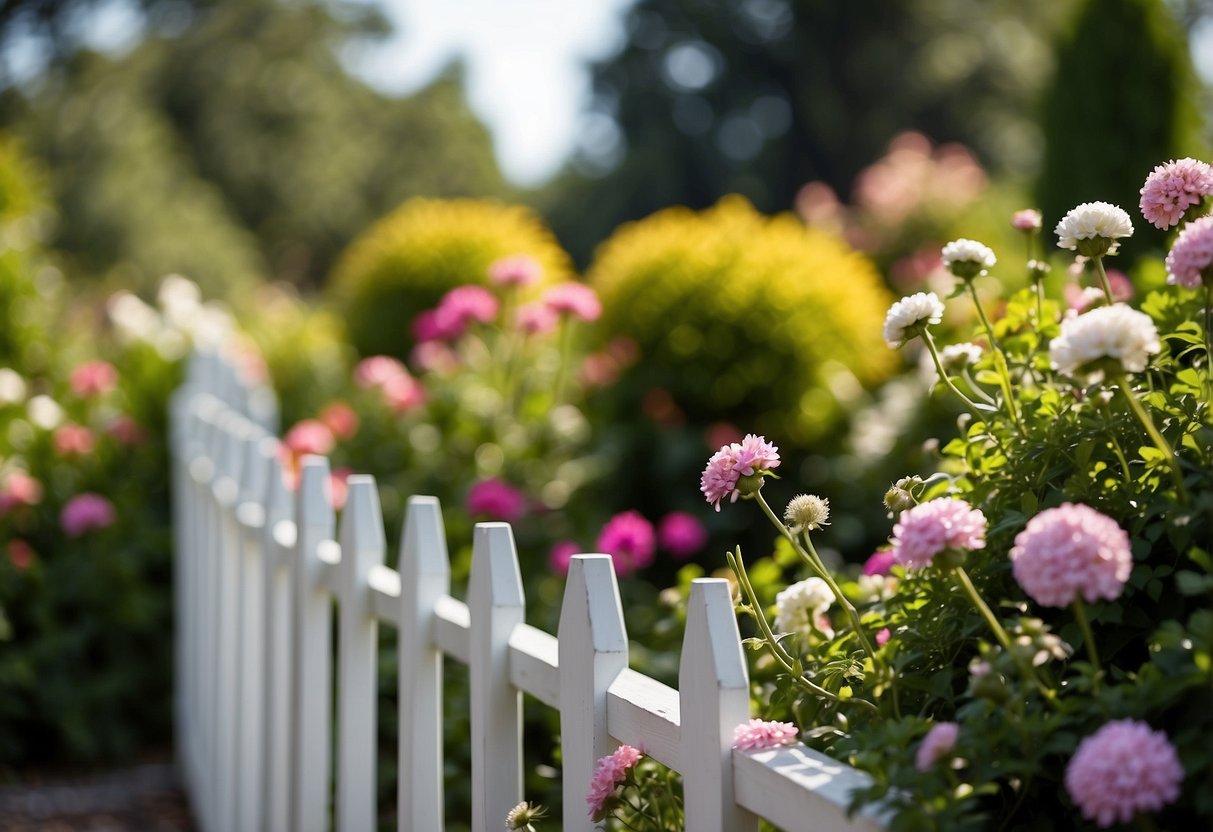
[
  {"xmin": 328, "ymin": 198, "xmax": 575, "ymax": 358},
  {"xmin": 588, "ymin": 195, "xmax": 895, "ymax": 447}
]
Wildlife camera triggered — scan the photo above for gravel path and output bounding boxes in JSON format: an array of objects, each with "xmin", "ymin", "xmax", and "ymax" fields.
[{"xmin": 0, "ymin": 761, "xmax": 194, "ymax": 831}]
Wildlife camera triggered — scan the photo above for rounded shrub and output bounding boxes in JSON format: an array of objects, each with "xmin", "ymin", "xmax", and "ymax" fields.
[
  {"xmin": 587, "ymin": 195, "xmax": 895, "ymax": 447},
  {"xmin": 328, "ymin": 198, "xmax": 574, "ymax": 358}
]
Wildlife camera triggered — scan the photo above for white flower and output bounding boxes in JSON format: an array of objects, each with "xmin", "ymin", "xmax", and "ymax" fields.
[
  {"xmin": 27, "ymin": 394, "xmax": 64, "ymax": 430},
  {"xmin": 0, "ymin": 368, "xmax": 27, "ymax": 404},
  {"xmin": 158, "ymin": 274, "xmax": 202, "ymax": 329},
  {"xmin": 1049, "ymin": 304, "xmax": 1160, "ymax": 381},
  {"xmin": 1055, "ymin": 202, "xmax": 1134, "ymax": 257},
  {"xmin": 940, "ymin": 343, "xmax": 983, "ymax": 371},
  {"xmin": 107, "ymin": 292, "xmax": 162, "ymax": 343},
  {"xmin": 941, "ymin": 238, "xmax": 996, "ymax": 278},
  {"xmin": 883, "ymin": 292, "xmax": 945, "ymax": 348},
  {"xmin": 784, "ymin": 494, "xmax": 830, "ymax": 533},
  {"xmin": 774, "ymin": 577, "xmax": 834, "ymax": 639}
]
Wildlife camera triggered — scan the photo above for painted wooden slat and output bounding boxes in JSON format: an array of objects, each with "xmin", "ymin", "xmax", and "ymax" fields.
[
  {"xmin": 604, "ymin": 669, "xmax": 680, "ymax": 768},
  {"xmin": 679, "ymin": 578, "xmax": 756, "ymax": 832},
  {"xmin": 291, "ymin": 457, "xmax": 336, "ymax": 832},
  {"xmin": 396, "ymin": 496, "xmax": 450, "ymax": 832},
  {"xmin": 558, "ymin": 555, "xmax": 628, "ymax": 832},
  {"xmin": 468, "ymin": 523, "xmax": 526, "ymax": 832},
  {"xmin": 336, "ymin": 477, "xmax": 385, "ymax": 832},
  {"xmin": 367, "ymin": 564, "xmax": 401, "ymax": 623},
  {"xmin": 507, "ymin": 624, "xmax": 559, "ymax": 708},
  {"xmin": 433, "ymin": 595, "xmax": 471, "ymax": 663}
]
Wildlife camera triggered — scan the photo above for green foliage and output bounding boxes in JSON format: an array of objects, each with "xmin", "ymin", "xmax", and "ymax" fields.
[
  {"xmin": 587, "ymin": 195, "xmax": 895, "ymax": 448},
  {"xmin": 328, "ymin": 198, "xmax": 574, "ymax": 359},
  {"xmin": 1037, "ymin": 0, "xmax": 1206, "ymax": 260}
]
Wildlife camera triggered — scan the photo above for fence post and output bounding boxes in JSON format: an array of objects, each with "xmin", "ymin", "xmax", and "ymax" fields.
[
  {"xmin": 558, "ymin": 555, "xmax": 628, "ymax": 832},
  {"xmin": 468, "ymin": 523, "xmax": 526, "ymax": 832},
  {"xmin": 336, "ymin": 476, "xmax": 385, "ymax": 832},
  {"xmin": 235, "ymin": 430, "xmax": 271, "ymax": 832},
  {"xmin": 192, "ymin": 407, "xmax": 220, "ymax": 831},
  {"xmin": 679, "ymin": 578, "xmax": 757, "ymax": 832},
  {"xmin": 397, "ymin": 496, "xmax": 450, "ymax": 832},
  {"xmin": 291, "ymin": 457, "xmax": 336, "ymax": 832},
  {"xmin": 261, "ymin": 444, "xmax": 295, "ymax": 832}
]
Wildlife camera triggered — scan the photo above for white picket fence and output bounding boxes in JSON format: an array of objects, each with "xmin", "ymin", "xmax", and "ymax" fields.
[{"xmin": 170, "ymin": 347, "xmax": 890, "ymax": 832}]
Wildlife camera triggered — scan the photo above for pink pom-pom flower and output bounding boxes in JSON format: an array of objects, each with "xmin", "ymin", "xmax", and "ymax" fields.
[
  {"xmin": 1065, "ymin": 720, "xmax": 1182, "ymax": 828},
  {"xmin": 586, "ymin": 745, "xmax": 644, "ymax": 820},
  {"xmin": 543, "ymin": 283, "xmax": 602, "ymax": 322},
  {"xmin": 466, "ymin": 478, "xmax": 527, "ymax": 522},
  {"xmin": 69, "ymin": 360, "xmax": 118, "ymax": 397},
  {"xmin": 488, "ymin": 254, "xmax": 542, "ymax": 288},
  {"xmin": 699, "ymin": 434, "xmax": 780, "ymax": 512},
  {"xmin": 732, "ymin": 719, "xmax": 799, "ymax": 751},
  {"xmin": 61, "ymin": 493, "xmax": 117, "ymax": 538},
  {"xmin": 1009, "ymin": 503, "xmax": 1132, "ymax": 608},
  {"xmin": 1164, "ymin": 214, "xmax": 1213, "ymax": 290},
  {"xmin": 1139, "ymin": 157, "xmax": 1213, "ymax": 230},
  {"xmin": 548, "ymin": 540, "xmax": 580, "ymax": 576},
  {"xmin": 915, "ymin": 722, "xmax": 959, "ymax": 772},
  {"xmin": 656, "ymin": 511, "xmax": 707, "ymax": 559},
  {"xmin": 283, "ymin": 419, "xmax": 335, "ymax": 459},
  {"xmin": 889, "ymin": 498, "xmax": 987, "ymax": 569},
  {"xmin": 596, "ymin": 511, "xmax": 656, "ymax": 576}
]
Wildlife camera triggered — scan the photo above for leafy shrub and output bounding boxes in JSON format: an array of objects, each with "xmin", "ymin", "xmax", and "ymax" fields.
[
  {"xmin": 587, "ymin": 195, "xmax": 896, "ymax": 448},
  {"xmin": 328, "ymin": 198, "xmax": 574, "ymax": 359}
]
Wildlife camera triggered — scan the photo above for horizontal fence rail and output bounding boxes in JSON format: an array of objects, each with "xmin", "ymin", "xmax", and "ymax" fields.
[{"xmin": 171, "ymin": 348, "xmax": 891, "ymax": 832}]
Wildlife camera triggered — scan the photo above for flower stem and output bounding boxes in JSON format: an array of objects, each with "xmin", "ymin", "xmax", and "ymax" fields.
[
  {"xmin": 1204, "ymin": 282, "xmax": 1213, "ymax": 406},
  {"xmin": 1092, "ymin": 256, "xmax": 1115, "ymax": 306},
  {"xmin": 966, "ymin": 281, "xmax": 1025, "ymax": 434},
  {"xmin": 921, "ymin": 329, "xmax": 987, "ymax": 422},
  {"xmin": 953, "ymin": 566, "xmax": 1052, "ymax": 701},
  {"xmin": 1114, "ymin": 373, "xmax": 1188, "ymax": 504},
  {"xmin": 1072, "ymin": 595, "xmax": 1101, "ymax": 674}
]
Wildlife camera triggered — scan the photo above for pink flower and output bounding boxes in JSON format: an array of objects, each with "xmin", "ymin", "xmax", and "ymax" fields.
[
  {"xmin": 515, "ymin": 303, "xmax": 558, "ymax": 336},
  {"xmin": 915, "ymin": 722, "xmax": 959, "ymax": 772},
  {"xmin": 1065, "ymin": 720, "xmax": 1182, "ymax": 827},
  {"xmin": 549, "ymin": 540, "xmax": 580, "ymax": 576},
  {"xmin": 283, "ymin": 419, "xmax": 335, "ymax": 458},
  {"xmin": 385, "ymin": 374, "xmax": 427, "ymax": 412},
  {"xmin": 489, "ymin": 254, "xmax": 542, "ymax": 288},
  {"xmin": 411, "ymin": 310, "xmax": 448, "ymax": 343},
  {"xmin": 586, "ymin": 745, "xmax": 644, "ymax": 820},
  {"xmin": 732, "ymin": 719, "xmax": 799, "ymax": 751},
  {"xmin": 876, "ymin": 627, "xmax": 892, "ymax": 647},
  {"xmin": 54, "ymin": 424, "xmax": 96, "ymax": 456},
  {"xmin": 1139, "ymin": 157, "xmax": 1213, "ymax": 230},
  {"xmin": 596, "ymin": 511, "xmax": 656, "ymax": 576},
  {"xmin": 890, "ymin": 498, "xmax": 987, "ymax": 569},
  {"xmin": 433, "ymin": 285, "xmax": 500, "ymax": 340},
  {"xmin": 466, "ymin": 478, "xmax": 527, "ymax": 522},
  {"xmin": 69, "ymin": 360, "xmax": 118, "ymax": 397},
  {"xmin": 1164, "ymin": 214, "xmax": 1213, "ymax": 289},
  {"xmin": 105, "ymin": 415, "xmax": 145, "ymax": 446},
  {"xmin": 409, "ymin": 341, "xmax": 460, "ymax": 375},
  {"xmin": 700, "ymin": 434, "xmax": 780, "ymax": 512},
  {"xmin": 318, "ymin": 402, "xmax": 359, "ymax": 440},
  {"xmin": 1011, "ymin": 209, "xmax": 1043, "ymax": 233},
  {"xmin": 354, "ymin": 356, "xmax": 408, "ymax": 389},
  {"xmin": 61, "ymin": 493, "xmax": 116, "ymax": 537},
  {"xmin": 329, "ymin": 468, "xmax": 353, "ymax": 511},
  {"xmin": 0, "ymin": 470, "xmax": 43, "ymax": 514},
  {"xmin": 543, "ymin": 283, "xmax": 602, "ymax": 322},
  {"xmin": 657, "ymin": 511, "xmax": 707, "ymax": 559},
  {"xmin": 8, "ymin": 539, "xmax": 34, "ymax": 570},
  {"xmin": 1009, "ymin": 503, "xmax": 1132, "ymax": 608},
  {"xmin": 862, "ymin": 551, "xmax": 897, "ymax": 577}
]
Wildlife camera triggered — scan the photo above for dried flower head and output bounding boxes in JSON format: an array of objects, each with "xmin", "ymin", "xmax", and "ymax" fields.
[
  {"xmin": 1164, "ymin": 214, "xmax": 1213, "ymax": 290},
  {"xmin": 1049, "ymin": 304, "xmax": 1160, "ymax": 382},
  {"xmin": 941, "ymin": 238, "xmax": 997, "ymax": 280},
  {"xmin": 1065, "ymin": 720, "xmax": 1182, "ymax": 828},
  {"xmin": 1055, "ymin": 202, "xmax": 1134, "ymax": 258},
  {"xmin": 1139, "ymin": 157, "xmax": 1213, "ymax": 230},
  {"xmin": 505, "ymin": 800, "xmax": 547, "ymax": 830},
  {"xmin": 1009, "ymin": 503, "xmax": 1132, "ymax": 607},
  {"xmin": 784, "ymin": 494, "xmax": 830, "ymax": 533},
  {"xmin": 883, "ymin": 292, "xmax": 945, "ymax": 348}
]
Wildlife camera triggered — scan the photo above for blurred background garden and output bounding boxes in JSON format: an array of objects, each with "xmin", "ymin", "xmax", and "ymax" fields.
[{"xmin": 0, "ymin": 0, "xmax": 1210, "ymax": 828}]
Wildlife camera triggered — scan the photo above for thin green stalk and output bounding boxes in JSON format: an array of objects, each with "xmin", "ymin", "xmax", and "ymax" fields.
[
  {"xmin": 1114, "ymin": 373, "xmax": 1188, "ymax": 504},
  {"xmin": 1204, "ymin": 282, "xmax": 1213, "ymax": 406},
  {"xmin": 954, "ymin": 566, "xmax": 1053, "ymax": 702},
  {"xmin": 960, "ymin": 367, "xmax": 997, "ymax": 405},
  {"xmin": 553, "ymin": 319, "xmax": 575, "ymax": 405},
  {"xmin": 1092, "ymin": 256, "xmax": 1116, "ymax": 306},
  {"xmin": 921, "ymin": 329, "xmax": 987, "ymax": 422},
  {"xmin": 965, "ymin": 281, "xmax": 1025, "ymax": 433},
  {"xmin": 1097, "ymin": 400, "xmax": 1133, "ymax": 480},
  {"xmin": 1072, "ymin": 595, "xmax": 1101, "ymax": 675}
]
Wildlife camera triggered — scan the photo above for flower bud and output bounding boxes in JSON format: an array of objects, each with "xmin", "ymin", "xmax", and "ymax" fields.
[{"xmin": 735, "ymin": 472, "xmax": 765, "ymax": 496}]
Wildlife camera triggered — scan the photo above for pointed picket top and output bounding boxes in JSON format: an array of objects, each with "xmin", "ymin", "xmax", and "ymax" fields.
[
  {"xmin": 296, "ymin": 456, "xmax": 334, "ymax": 535},
  {"xmin": 398, "ymin": 496, "xmax": 450, "ymax": 584},
  {"xmin": 338, "ymin": 475, "xmax": 386, "ymax": 590},
  {"xmin": 679, "ymin": 577, "xmax": 755, "ymax": 832},
  {"xmin": 559, "ymin": 555, "xmax": 627, "ymax": 655},
  {"xmin": 468, "ymin": 523, "xmax": 525, "ymax": 610}
]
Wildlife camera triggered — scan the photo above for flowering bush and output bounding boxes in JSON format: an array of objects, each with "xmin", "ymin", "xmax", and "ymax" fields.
[{"xmin": 700, "ymin": 165, "xmax": 1213, "ymax": 829}]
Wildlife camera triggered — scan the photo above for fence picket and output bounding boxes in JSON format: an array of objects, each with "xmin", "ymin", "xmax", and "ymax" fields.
[
  {"xmin": 261, "ymin": 444, "xmax": 295, "ymax": 832},
  {"xmin": 396, "ymin": 496, "xmax": 450, "ymax": 832},
  {"xmin": 558, "ymin": 555, "xmax": 629, "ymax": 832},
  {"xmin": 291, "ymin": 457, "xmax": 336, "ymax": 832},
  {"xmin": 336, "ymin": 477, "xmax": 386, "ymax": 832},
  {"xmin": 468, "ymin": 523, "xmax": 526, "ymax": 832}
]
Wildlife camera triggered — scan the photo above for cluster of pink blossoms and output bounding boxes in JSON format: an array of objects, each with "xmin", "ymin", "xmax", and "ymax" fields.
[
  {"xmin": 700, "ymin": 434, "xmax": 781, "ymax": 511},
  {"xmin": 1139, "ymin": 157, "xmax": 1213, "ymax": 230},
  {"xmin": 595, "ymin": 510, "xmax": 656, "ymax": 575},
  {"xmin": 1009, "ymin": 503, "xmax": 1132, "ymax": 608},
  {"xmin": 353, "ymin": 355, "xmax": 425, "ymax": 412},
  {"xmin": 415, "ymin": 285, "xmax": 500, "ymax": 343},
  {"xmin": 68, "ymin": 360, "xmax": 118, "ymax": 398},
  {"xmin": 1065, "ymin": 720, "xmax": 1182, "ymax": 828},
  {"xmin": 732, "ymin": 719, "xmax": 799, "ymax": 751},
  {"xmin": 1164, "ymin": 215, "xmax": 1213, "ymax": 289},
  {"xmin": 889, "ymin": 498, "xmax": 987, "ymax": 568},
  {"xmin": 488, "ymin": 254, "xmax": 542, "ymax": 288},
  {"xmin": 60, "ymin": 493, "xmax": 116, "ymax": 538},
  {"xmin": 586, "ymin": 744, "xmax": 644, "ymax": 819}
]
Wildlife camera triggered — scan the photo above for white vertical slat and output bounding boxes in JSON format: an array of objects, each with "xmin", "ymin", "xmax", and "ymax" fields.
[
  {"xmin": 169, "ymin": 378, "xmax": 194, "ymax": 792},
  {"xmin": 262, "ymin": 443, "xmax": 295, "ymax": 832},
  {"xmin": 396, "ymin": 496, "xmax": 450, "ymax": 832},
  {"xmin": 679, "ymin": 578, "xmax": 757, "ymax": 832},
  {"xmin": 235, "ymin": 431, "xmax": 271, "ymax": 832},
  {"xmin": 468, "ymin": 523, "xmax": 526, "ymax": 832},
  {"xmin": 558, "ymin": 555, "xmax": 629, "ymax": 832},
  {"xmin": 291, "ymin": 456, "xmax": 336, "ymax": 832},
  {"xmin": 194, "ymin": 409, "xmax": 221, "ymax": 832},
  {"xmin": 213, "ymin": 416, "xmax": 247, "ymax": 832},
  {"xmin": 336, "ymin": 476, "xmax": 385, "ymax": 832}
]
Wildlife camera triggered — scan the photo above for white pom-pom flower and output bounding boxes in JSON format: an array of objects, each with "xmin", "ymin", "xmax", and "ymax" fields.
[
  {"xmin": 1049, "ymin": 304, "xmax": 1160, "ymax": 381},
  {"xmin": 1055, "ymin": 202, "xmax": 1134, "ymax": 257},
  {"xmin": 883, "ymin": 292, "xmax": 945, "ymax": 348}
]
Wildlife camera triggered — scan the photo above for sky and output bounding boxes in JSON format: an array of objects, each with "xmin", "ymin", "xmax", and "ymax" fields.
[{"xmin": 345, "ymin": 0, "xmax": 638, "ymax": 186}]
